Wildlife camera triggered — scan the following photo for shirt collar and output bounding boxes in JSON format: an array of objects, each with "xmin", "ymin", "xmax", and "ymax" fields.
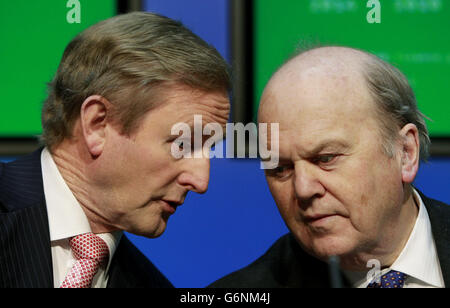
[
  {"xmin": 344, "ymin": 189, "xmax": 444, "ymax": 288},
  {"xmin": 96, "ymin": 231, "xmax": 123, "ymax": 273},
  {"xmin": 389, "ymin": 189, "xmax": 444, "ymax": 287},
  {"xmin": 41, "ymin": 147, "xmax": 122, "ymax": 267}
]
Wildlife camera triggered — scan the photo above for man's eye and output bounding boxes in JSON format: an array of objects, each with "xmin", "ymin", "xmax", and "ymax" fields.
[
  {"xmin": 173, "ymin": 139, "xmax": 191, "ymax": 150},
  {"xmin": 313, "ymin": 154, "xmax": 339, "ymax": 165},
  {"xmin": 173, "ymin": 140, "xmax": 184, "ymax": 150},
  {"xmin": 267, "ymin": 165, "xmax": 292, "ymax": 178}
]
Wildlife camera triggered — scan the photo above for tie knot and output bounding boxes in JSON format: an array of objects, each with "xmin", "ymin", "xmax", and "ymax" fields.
[
  {"xmin": 70, "ymin": 233, "xmax": 109, "ymax": 266},
  {"xmin": 368, "ymin": 270, "xmax": 407, "ymax": 288}
]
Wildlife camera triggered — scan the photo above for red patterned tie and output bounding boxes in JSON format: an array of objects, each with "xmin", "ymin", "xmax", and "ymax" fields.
[{"xmin": 60, "ymin": 233, "xmax": 109, "ymax": 288}]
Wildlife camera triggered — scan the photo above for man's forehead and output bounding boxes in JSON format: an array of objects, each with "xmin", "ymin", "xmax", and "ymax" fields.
[
  {"xmin": 261, "ymin": 80, "xmax": 371, "ymax": 126},
  {"xmin": 160, "ymin": 86, "xmax": 229, "ymax": 119},
  {"xmin": 259, "ymin": 49, "xmax": 381, "ymax": 159},
  {"xmin": 285, "ymin": 46, "xmax": 369, "ymax": 71},
  {"xmin": 260, "ymin": 50, "xmax": 374, "ymax": 124},
  {"xmin": 267, "ymin": 46, "xmax": 369, "ymax": 91},
  {"xmin": 134, "ymin": 84, "xmax": 229, "ymax": 140}
]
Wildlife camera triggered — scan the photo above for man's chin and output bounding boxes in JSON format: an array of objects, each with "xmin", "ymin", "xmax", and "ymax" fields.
[
  {"xmin": 126, "ymin": 220, "xmax": 168, "ymax": 238},
  {"xmin": 295, "ymin": 231, "xmax": 356, "ymax": 261}
]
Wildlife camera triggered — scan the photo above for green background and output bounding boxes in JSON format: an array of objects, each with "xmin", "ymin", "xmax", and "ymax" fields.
[
  {"xmin": 254, "ymin": 0, "xmax": 450, "ymax": 136},
  {"xmin": 0, "ymin": 0, "xmax": 115, "ymax": 137}
]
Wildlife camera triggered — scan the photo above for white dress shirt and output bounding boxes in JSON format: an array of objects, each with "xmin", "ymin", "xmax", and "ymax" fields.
[
  {"xmin": 344, "ymin": 189, "xmax": 445, "ymax": 288},
  {"xmin": 41, "ymin": 148, "xmax": 122, "ymax": 288}
]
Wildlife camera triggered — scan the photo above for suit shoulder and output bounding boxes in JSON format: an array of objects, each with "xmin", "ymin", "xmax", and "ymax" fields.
[
  {"xmin": 109, "ymin": 236, "xmax": 174, "ymax": 288},
  {"xmin": 208, "ymin": 233, "xmax": 299, "ymax": 288},
  {"xmin": 420, "ymin": 191, "xmax": 450, "ymax": 220},
  {"xmin": 0, "ymin": 149, "xmax": 44, "ymax": 213},
  {"xmin": 425, "ymin": 196, "xmax": 450, "ymax": 210}
]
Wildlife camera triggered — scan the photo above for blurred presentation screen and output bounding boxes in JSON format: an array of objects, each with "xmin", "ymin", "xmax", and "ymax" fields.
[
  {"xmin": 0, "ymin": 1, "xmax": 115, "ymax": 137},
  {"xmin": 254, "ymin": 0, "xmax": 450, "ymax": 136}
]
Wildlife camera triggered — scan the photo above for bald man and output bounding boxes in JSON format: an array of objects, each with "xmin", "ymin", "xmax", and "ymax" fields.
[{"xmin": 210, "ymin": 46, "xmax": 450, "ymax": 288}]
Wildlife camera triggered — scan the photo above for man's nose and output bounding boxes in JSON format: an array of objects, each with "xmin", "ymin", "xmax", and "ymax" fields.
[
  {"xmin": 177, "ymin": 157, "xmax": 210, "ymax": 194},
  {"xmin": 294, "ymin": 161, "xmax": 325, "ymax": 202}
]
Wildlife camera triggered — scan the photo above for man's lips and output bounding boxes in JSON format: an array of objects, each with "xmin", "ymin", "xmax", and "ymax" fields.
[
  {"xmin": 163, "ymin": 199, "xmax": 184, "ymax": 206},
  {"xmin": 303, "ymin": 213, "xmax": 341, "ymax": 224},
  {"xmin": 161, "ymin": 199, "xmax": 183, "ymax": 214}
]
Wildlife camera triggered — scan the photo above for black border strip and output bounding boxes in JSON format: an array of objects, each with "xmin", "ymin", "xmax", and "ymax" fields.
[
  {"xmin": 117, "ymin": 0, "xmax": 142, "ymax": 14},
  {"xmin": 429, "ymin": 137, "xmax": 450, "ymax": 157},
  {"xmin": 0, "ymin": 137, "xmax": 41, "ymax": 157},
  {"xmin": 1, "ymin": 137, "xmax": 448, "ymax": 158},
  {"xmin": 230, "ymin": 0, "xmax": 254, "ymax": 125}
]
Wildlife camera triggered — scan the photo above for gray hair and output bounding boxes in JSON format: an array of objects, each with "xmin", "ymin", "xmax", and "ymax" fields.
[
  {"xmin": 288, "ymin": 44, "xmax": 431, "ymax": 161},
  {"xmin": 363, "ymin": 53, "xmax": 431, "ymax": 161},
  {"xmin": 41, "ymin": 12, "xmax": 230, "ymax": 150}
]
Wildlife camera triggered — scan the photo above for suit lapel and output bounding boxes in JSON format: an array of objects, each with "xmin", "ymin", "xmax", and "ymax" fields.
[
  {"xmin": 107, "ymin": 237, "xmax": 141, "ymax": 288},
  {"xmin": 420, "ymin": 192, "xmax": 450, "ymax": 287},
  {"xmin": 106, "ymin": 236, "xmax": 174, "ymax": 288},
  {"xmin": 0, "ymin": 201, "xmax": 53, "ymax": 288},
  {"xmin": 0, "ymin": 149, "xmax": 53, "ymax": 288}
]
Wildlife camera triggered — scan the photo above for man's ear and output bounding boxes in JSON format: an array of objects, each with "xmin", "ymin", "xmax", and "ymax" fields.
[
  {"xmin": 399, "ymin": 123, "xmax": 420, "ymax": 184},
  {"xmin": 80, "ymin": 95, "xmax": 111, "ymax": 158}
]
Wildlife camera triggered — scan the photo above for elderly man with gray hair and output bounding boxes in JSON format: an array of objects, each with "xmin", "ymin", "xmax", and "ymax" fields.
[{"xmin": 210, "ymin": 46, "xmax": 449, "ymax": 288}]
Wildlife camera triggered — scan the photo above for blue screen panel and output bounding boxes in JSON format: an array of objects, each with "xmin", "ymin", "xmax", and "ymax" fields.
[
  {"xmin": 1, "ymin": 152, "xmax": 450, "ymax": 287},
  {"xmin": 143, "ymin": 0, "xmax": 229, "ymax": 61},
  {"xmin": 128, "ymin": 156, "xmax": 450, "ymax": 287},
  {"xmin": 414, "ymin": 158, "xmax": 450, "ymax": 204}
]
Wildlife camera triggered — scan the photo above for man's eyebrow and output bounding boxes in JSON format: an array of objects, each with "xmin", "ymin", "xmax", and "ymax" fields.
[
  {"xmin": 194, "ymin": 121, "xmax": 228, "ymax": 142},
  {"xmin": 305, "ymin": 139, "xmax": 351, "ymax": 156},
  {"xmin": 260, "ymin": 139, "xmax": 350, "ymax": 163}
]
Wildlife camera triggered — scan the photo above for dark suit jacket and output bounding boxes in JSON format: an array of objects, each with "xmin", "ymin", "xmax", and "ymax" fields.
[
  {"xmin": 209, "ymin": 192, "xmax": 450, "ymax": 288},
  {"xmin": 0, "ymin": 149, "xmax": 173, "ymax": 288}
]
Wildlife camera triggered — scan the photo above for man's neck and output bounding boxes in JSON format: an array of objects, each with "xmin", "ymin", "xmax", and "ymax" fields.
[{"xmin": 50, "ymin": 142, "xmax": 118, "ymax": 234}]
